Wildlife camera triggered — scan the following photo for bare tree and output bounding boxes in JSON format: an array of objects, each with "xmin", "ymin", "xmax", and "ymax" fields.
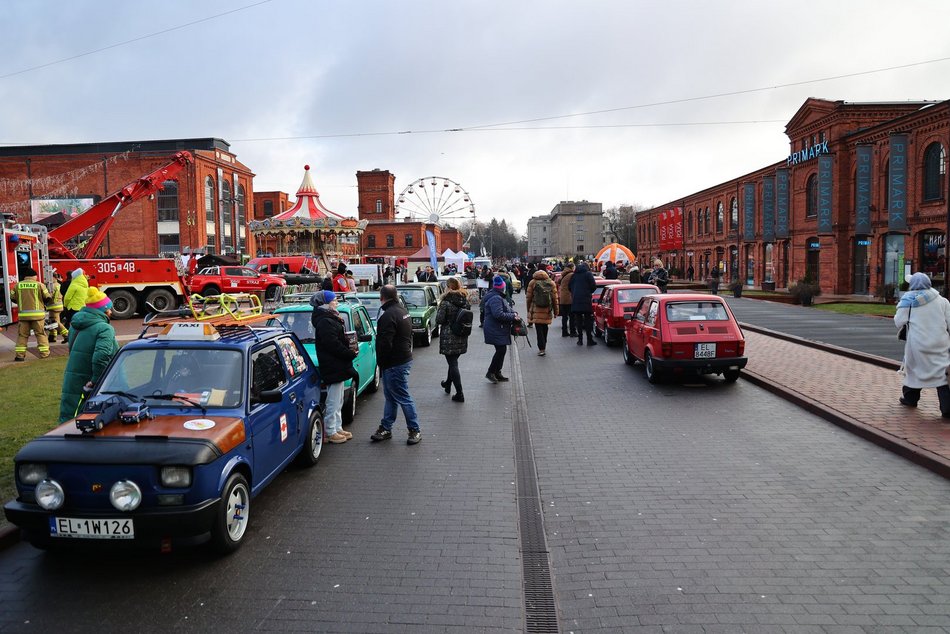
[{"xmin": 603, "ymin": 204, "xmax": 644, "ymax": 251}]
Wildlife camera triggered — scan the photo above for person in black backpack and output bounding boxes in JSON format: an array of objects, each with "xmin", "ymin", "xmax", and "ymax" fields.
[
  {"xmin": 435, "ymin": 277, "xmax": 471, "ymax": 402},
  {"xmin": 526, "ymin": 269, "xmax": 558, "ymax": 356}
]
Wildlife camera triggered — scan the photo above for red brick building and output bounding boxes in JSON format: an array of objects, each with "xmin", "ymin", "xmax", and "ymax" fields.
[
  {"xmin": 356, "ymin": 169, "xmax": 464, "ymax": 262},
  {"xmin": 0, "ymin": 138, "xmax": 255, "ymax": 258},
  {"xmin": 253, "ymin": 190, "xmax": 290, "ymax": 221},
  {"xmin": 637, "ymin": 98, "xmax": 950, "ymax": 297}
]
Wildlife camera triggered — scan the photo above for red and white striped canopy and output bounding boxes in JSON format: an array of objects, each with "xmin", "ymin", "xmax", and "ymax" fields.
[{"xmin": 273, "ymin": 165, "xmax": 344, "ymax": 221}]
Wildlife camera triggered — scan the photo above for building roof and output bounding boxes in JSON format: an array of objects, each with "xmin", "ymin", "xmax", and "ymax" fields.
[
  {"xmin": 273, "ymin": 165, "xmax": 344, "ymax": 222},
  {"xmin": 0, "ymin": 138, "xmax": 232, "ymax": 158}
]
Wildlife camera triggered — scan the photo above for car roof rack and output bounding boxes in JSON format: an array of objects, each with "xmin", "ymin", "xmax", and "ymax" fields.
[{"xmin": 141, "ymin": 292, "xmax": 278, "ymax": 341}]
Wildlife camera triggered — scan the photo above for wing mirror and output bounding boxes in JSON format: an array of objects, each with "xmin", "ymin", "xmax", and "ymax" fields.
[{"xmin": 255, "ymin": 389, "xmax": 283, "ymax": 404}]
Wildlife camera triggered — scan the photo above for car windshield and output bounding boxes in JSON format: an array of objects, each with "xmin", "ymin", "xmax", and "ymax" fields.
[
  {"xmin": 665, "ymin": 302, "xmax": 730, "ymax": 322},
  {"xmin": 359, "ymin": 297, "xmax": 382, "ymax": 316},
  {"xmin": 97, "ymin": 348, "xmax": 244, "ymax": 408},
  {"xmin": 400, "ymin": 289, "xmax": 426, "ymax": 307},
  {"xmin": 269, "ymin": 310, "xmax": 352, "ymax": 343},
  {"xmin": 616, "ymin": 289, "xmax": 653, "ymax": 304}
]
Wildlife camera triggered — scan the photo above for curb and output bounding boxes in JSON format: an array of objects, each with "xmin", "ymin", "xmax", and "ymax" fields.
[
  {"xmin": 741, "ymin": 368, "xmax": 950, "ymax": 480},
  {"xmin": 739, "ymin": 322, "xmax": 901, "ymax": 370},
  {"xmin": 0, "ymin": 524, "xmax": 19, "ymax": 551}
]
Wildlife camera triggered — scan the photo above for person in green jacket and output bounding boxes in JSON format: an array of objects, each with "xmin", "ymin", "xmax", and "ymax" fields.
[
  {"xmin": 59, "ymin": 287, "xmax": 120, "ymax": 423},
  {"xmin": 61, "ymin": 268, "xmax": 88, "ymax": 329}
]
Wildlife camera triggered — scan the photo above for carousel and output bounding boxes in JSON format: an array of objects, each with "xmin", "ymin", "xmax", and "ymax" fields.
[{"xmin": 249, "ymin": 165, "xmax": 367, "ymax": 274}]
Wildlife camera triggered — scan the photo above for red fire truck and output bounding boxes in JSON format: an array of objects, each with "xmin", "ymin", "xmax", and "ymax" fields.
[
  {"xmin": 45, "ymin": 152, "xmax": 194, "ymax": 319},
  {"xmin": 0, "ymin": 223, "xmax": 55, "ymax": 328}
]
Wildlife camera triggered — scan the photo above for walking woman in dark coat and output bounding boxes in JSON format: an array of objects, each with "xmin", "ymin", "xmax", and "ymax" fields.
[
  {"xmin": 483, "ymin": 275, "xmax": 518, "ymax": 383},
  {"xmin": 569, "ymin": 262, "xmax": 598, "ymax": 346},
  {"xmin": 436, "ymin": 277, "xmax": 470, "ymax": 402}
]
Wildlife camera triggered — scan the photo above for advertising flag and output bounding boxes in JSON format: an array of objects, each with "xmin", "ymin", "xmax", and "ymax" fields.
[
  {"xmin": 817, "ymin": 155, "xmax": 833, "ymax": 234},
  {"xmin": 855, "ymin": 145, "xmax": 872, "ymax": 235},
  {"xmin": 888, "ymin": 134, "xmax": 908, "ymax": 231}
]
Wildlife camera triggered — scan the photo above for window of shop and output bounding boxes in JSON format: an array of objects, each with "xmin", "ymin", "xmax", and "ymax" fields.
[
  {"xmin": 806, "ymin": 174, "xmax": 818, "ymax": 218},
  {"xmin": 854, "ymin": 237, "xmax": 871, "ymax": 295},
  {"xmin": 728, "ymin": 246, "xmax": 738, "ymax": 281},
  {"xmin": 884, "ymin": 233, "xmax": 904, "ymax": 290},
  {"xmin": 920, "ymin": 231, "xmax": 946, "ymax": 294},
  {"xmin": 730, "ymin": 197, "xmax": 738, "ymax": 231},
  {"xmin": 367, "ymin": 235, "xmax": 376, "ymax": 248},
  {"xmin": 157, "ymin": 180, "xmax": 179, "ymax": 222},
  {"xmin": 745, "ymin": 245, "xmax": 755, "ymax": 285},
  {"xmin": 764, "ymin": 244, "xmax": 774, "ymax": 282},
  {"xmin": 923, "ymin": 142, "xmax": 946, "ymax": 201},
  {"xmin": 716, "ymin": 202, "xmax": 724, "ymax": 233},
  {"xmin": 805, "ymin": 237, "xmax": 820, "ymax": 282}
]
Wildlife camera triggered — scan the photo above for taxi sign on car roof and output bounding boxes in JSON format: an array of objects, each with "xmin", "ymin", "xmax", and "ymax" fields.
[{"xmin": 157, "ymin": 322, "xmax": 221, "ymax": 341}]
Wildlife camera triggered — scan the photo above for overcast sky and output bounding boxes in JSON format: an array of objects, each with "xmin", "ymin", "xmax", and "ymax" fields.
[{"xmin": 2, "ymin": 0, "xmax": 949, "ymax": 233}]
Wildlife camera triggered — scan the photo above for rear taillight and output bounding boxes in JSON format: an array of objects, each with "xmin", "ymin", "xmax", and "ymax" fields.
[
  {"xmin": 661, "ymin": 341, "xmax": 673, "ymax": 356},
  {"xmin": 737, "ymin": 339, "xmax": 745, "ymax": 356}
]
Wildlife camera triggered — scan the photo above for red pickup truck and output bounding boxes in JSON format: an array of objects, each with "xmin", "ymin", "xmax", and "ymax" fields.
[{"xmin": 188, "ymin": 266, "xmax": 287, "ymax": 300}]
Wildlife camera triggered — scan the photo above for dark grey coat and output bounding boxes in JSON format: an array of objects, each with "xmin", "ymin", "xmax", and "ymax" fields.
[{"xmin": 436, "ymin": 291, "xmax": 470, "ymax": 356}]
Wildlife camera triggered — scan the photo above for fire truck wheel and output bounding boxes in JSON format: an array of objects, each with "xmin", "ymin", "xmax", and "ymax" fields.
[
  {"xmin": 264, "ymin": 285, "xmax": 281, "ymax": 301},
  {"xmin": 107, "ymin": 290, "xmax": 138, "ymax": 320},
  {"xmin": 145, "ymin": 288, "xmax": 177, "ymax": 312},
  {"xmin": 202, "ymin": 285, "xmax": 221, "ymax": 296}
]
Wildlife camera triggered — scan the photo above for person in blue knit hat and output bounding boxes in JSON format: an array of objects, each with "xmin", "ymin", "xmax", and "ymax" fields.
[
  {"xmin": 311, "ymin": 289, "xmax": 357, "ymax": 443},
  {"xmin": 482, "ymin": 275, "xmax": 518, "ymax": 383}
]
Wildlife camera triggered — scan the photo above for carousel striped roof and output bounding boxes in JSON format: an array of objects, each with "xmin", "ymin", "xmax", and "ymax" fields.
[{"xmin": 273, "ymin": 165, "xmax": 344, "ymax": 221}]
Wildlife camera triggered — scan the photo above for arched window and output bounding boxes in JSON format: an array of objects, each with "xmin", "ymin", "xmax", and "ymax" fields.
[
  {"xmin": 157, "ymin": 180, "xmax": 179, "ymax": 222},
  {"xmin": 204, "ymin": 177, "xmax": 215, "ymax": 223},
  {"xmin": 716, "ymin": 201, "xmax": 724, "ymax": 233},
  {"xmin": 923, "ymin": 142, "xmax": 946, "ymax": 201},
  {"xmin": 704, "ymin": 206, "xmax": 711, "ymax": 234},
  {"xmin": 221, "ymin": 180, "xmax": 233, "ymax": 250},
  {"xmin": 367, "ymin": 234, "xmax": 376, "ymax": 248},
  {"xmin": 697, "ymin": 210, "xmax": 703, "ymax": 236},
  {"xmin": 236, "ymin": 185, "xmax": 246, "ymax": 251},
  {"xmin": 730, "ymin": 197, "xmax": 738, "ymax": 231},
  {"xmin": 687, "ymin": 210, "xmax": 693, "ymax": 238},
  {"xmin": 806, "ymin": 174, "xmax": 818, "ymax": 218}
]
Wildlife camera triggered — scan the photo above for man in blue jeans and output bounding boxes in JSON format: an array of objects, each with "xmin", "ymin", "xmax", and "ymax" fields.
[{"xmin": 371, "ymin": 284, "xmax": 422, "ymax": 444}]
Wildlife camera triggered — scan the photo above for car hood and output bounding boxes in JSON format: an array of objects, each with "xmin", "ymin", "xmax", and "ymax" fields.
[{"xmin": 44, "ymin": 415, "xmax": 246, "ymax": 455}]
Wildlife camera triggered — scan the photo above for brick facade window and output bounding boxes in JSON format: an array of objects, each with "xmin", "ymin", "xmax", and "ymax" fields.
[
  {"xmin": 923, "ymin": 142, "xmax": 946, "ymax": 201},
  {"xmin": 386, "ymin": 234, "xmax": 394, "ymax": 247},
  {"xmin": 236, "ymin": 185, "xmax": 246, "ymax": 251},
  {"xmin": 263, "ymin": 200, "xmax": 273, "ymax": 217},
  {"xmin": 730, "ymin": 198, "xmax": 738, "ymax": 231},
  {"xmin": 806, "ymin": 174, "xmax": 818, "ymax": 218},
  {"xmin": 204, "ymin": 176, "xmax": 215, "ymax": 223},
  {"xmin": 158, "ymin": 234, "xmax": 180, "ymax": 254},
  {"xmin": 687, "ymin": 210, "xmax": 693, "ymax": 238},
  {"xmin": 376, "ymin": 199, "xmax": 382, "ymax": 213},
  {"xmin": 368, "ymin": 234, "xmax": 376, "ymax": 248},
  {"xmin": 716, "ymin": 201, "xmax": 724, "ymax": 233},
  {"xmin": 157, "ymin": 180, "xmax": 179, "ymax": 222},
  {"xmin": 405, "ymin": 233, "xmax": 413, "ymax": 247},
  {"xmin": 704, "ymin": 206, "xmax": 710, "ymax": 234},
  {"xmin": 221, "ymin": 180, "xmax": 233, "ymax": 250}
]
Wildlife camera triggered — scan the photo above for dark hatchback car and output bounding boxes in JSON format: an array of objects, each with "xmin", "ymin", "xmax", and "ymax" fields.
[{"xmin": 622, "ymin": 293, "xmax": 747, "ymax": 383}]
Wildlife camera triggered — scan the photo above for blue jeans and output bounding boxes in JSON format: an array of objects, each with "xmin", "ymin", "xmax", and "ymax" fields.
[
  {"xmin": 324, "ymin": 381, "xmax": 345, "ymax": 436},
  {"xmin": 381, "ymin": 362, "xmax": 420, "ymax": 432}
]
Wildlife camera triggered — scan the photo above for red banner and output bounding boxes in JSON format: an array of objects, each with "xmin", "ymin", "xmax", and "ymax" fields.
[{"xmin": 659, "ymin": 207, "xmax": 683, "ymax": 252}]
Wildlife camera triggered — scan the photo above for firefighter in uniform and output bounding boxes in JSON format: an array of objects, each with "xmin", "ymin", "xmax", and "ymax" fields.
[
  {"xmin": 13, "ymin": 268, "xmax": 51, "ymax": 361},
  {"xmin": 46, "ymin": 271, "xmax": 69, "ymax": 343}
]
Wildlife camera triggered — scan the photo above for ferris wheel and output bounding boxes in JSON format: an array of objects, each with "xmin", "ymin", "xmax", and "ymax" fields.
[{"xmin": 395, "ymin": 176, "xmax": 475, "ymax": 228}]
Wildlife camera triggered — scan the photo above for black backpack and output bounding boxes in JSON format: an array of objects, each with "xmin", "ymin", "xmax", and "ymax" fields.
[
  {"xmin": 533, "ymin": 281, "xmax": 553, "ymax": 308},
  {"xmin": 450, "ymin": 305, "xmax": 474, "ymax": 337}
]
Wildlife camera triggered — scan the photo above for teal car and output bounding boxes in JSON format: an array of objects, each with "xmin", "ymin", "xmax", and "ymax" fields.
[
  {"xmin": 267, "ymin": 300, "xmax": 379, "ymax": 424},
  {"xmin": 355, "ymin": 292, "xmax": 408, "ymax": 329},
  {"xmin": 398, "ymin": 284, "xmax": 439, "ymax": 346}
]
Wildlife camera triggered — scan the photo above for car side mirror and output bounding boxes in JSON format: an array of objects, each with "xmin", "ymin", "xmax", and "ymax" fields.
[{"xmin": 357, "ymin": 333, "xmax": 373, "ymax": 343}]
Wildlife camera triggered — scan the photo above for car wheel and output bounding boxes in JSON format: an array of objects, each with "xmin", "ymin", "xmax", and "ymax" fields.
[
  {"xmin": 211, "ymin": 472, "xmax": 250, "ymax": 554},
  {"xmin": 264, "ymin": 284, "xmax": 281, "ymax": 301},
  {"xmin": 202, "ymin": 285, "xmax": 221, "ymax": 297},
  {"xmin": 295, "ymin": 409, "xmax": 324, "ymax": 467},
  {"xmin": 365, "ymin": 365, "xmax": 380, "ymax": 394},
  {"xmin": 419, "ymin": 326, "xmax": 432, "ymax": 347},
  {"xmin": 623, "ymin": 341, "xmax": 636, "ymax": 366},
  {"xmin": 145, "ymin": 288, "xmax": 177, "ymax": 312},
  {"xmin": 644, "ymin": 350, "xmax": 662, "ymax": 384},
  {"xmin": 723, "ymin": 369, "xmax": 741, "ymax": 383},
  {"xmin": 605, "ymin": 330, "xmax": 618, "ymax": 347},
  {"xmin": 106, "ymin": 289, "xmax": 137, "ymax": 320},
  {"xmin": 341, "ymin": 385, "xmax": 357, "ymax": 425},
  {"xmin": 433, "ymin": 324, "xmax": 440, "ymax": 338}
]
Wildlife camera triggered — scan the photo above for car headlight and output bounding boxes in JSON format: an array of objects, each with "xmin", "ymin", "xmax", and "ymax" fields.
[
  {"xmin": 35, "ymin": 479, "xmax": 65, "ymax": 510},
  {"xmin": 109, "ymin": 480, "xmax": 142, "ymax": 511},
  {"xmin": 17, "ymin": 463, "xmax": 47, "ymax": 485},
  {"xmin": 412, "ymin": 317, "xmax": 422, "ymax": 326},
  {"xmin": 160, "ymin": 466, "xmax": 192, "ymax": 488}
]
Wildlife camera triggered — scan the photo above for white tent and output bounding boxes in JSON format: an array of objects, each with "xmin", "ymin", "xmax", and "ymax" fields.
[{"xmin": 442, "ymin": 248, "xmax": 468, "ymax": 271}]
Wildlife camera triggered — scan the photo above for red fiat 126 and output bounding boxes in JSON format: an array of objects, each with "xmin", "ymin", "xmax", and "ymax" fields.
[
  {"xmin": 622, "ymin": 293, "xmax": 747, "ymax": 383},
  {"xmin": 593, "ymin": 283, "xmax": 659, "ymax": 346}
]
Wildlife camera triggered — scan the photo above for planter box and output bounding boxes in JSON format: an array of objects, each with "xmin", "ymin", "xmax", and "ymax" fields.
[{"xmin": 761, "ymin": 281, "xmax": 776, "ymax": 292}]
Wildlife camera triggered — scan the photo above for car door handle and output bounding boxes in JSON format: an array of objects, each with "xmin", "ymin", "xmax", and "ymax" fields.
[{"xmin": 289, "ymin": 392, "xmax": 297, "ymax": 403}]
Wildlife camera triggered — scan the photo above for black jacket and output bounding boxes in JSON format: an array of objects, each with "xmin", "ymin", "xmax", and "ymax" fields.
[
  {"xmin": 569, "ymin": 264, "xmax": 597, "ymax": 312},
  {"xmin": 375, "ymin": 299, "xmax": 413, "ymax": 369},
  {"xmin": 310, "ymin": 306, "xmax": 357, "ymax": 384}
]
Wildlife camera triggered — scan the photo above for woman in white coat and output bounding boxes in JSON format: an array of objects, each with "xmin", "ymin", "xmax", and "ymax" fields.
[{"xmin": 894, "ymin": 272, "xmax": 950, "ymax": 417}]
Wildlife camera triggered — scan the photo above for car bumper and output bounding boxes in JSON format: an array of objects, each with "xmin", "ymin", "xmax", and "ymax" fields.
[
  {"xmin": 3, "ymin": 497, "xmax": 220, "ymax": 548},
  {"xmin": 651, "ymin": 356, "xmax": 748, "ymax": 375},
  {"xmin": 606, "ymin": 326, "xmax": 625, "ymax": 339}
]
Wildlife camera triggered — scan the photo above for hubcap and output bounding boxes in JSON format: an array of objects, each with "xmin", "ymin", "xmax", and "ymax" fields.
[
  {"xmin": 311, "ymin": 419, "xmax": 322, "ymax": 459},
  {"xmin": 226, "ymin": 484, "xmax": 249, "ymax": 541}
]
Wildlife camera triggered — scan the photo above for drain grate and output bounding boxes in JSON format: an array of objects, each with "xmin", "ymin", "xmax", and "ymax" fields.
[{"xmin": 510, "ymin": 345, "xmax": 561, "ymax": 633}]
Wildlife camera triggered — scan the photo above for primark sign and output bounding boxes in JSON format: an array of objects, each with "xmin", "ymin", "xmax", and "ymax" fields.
[{"xmin": 786, "ymin": 141, "xmax": 829, "ymax": 166}]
